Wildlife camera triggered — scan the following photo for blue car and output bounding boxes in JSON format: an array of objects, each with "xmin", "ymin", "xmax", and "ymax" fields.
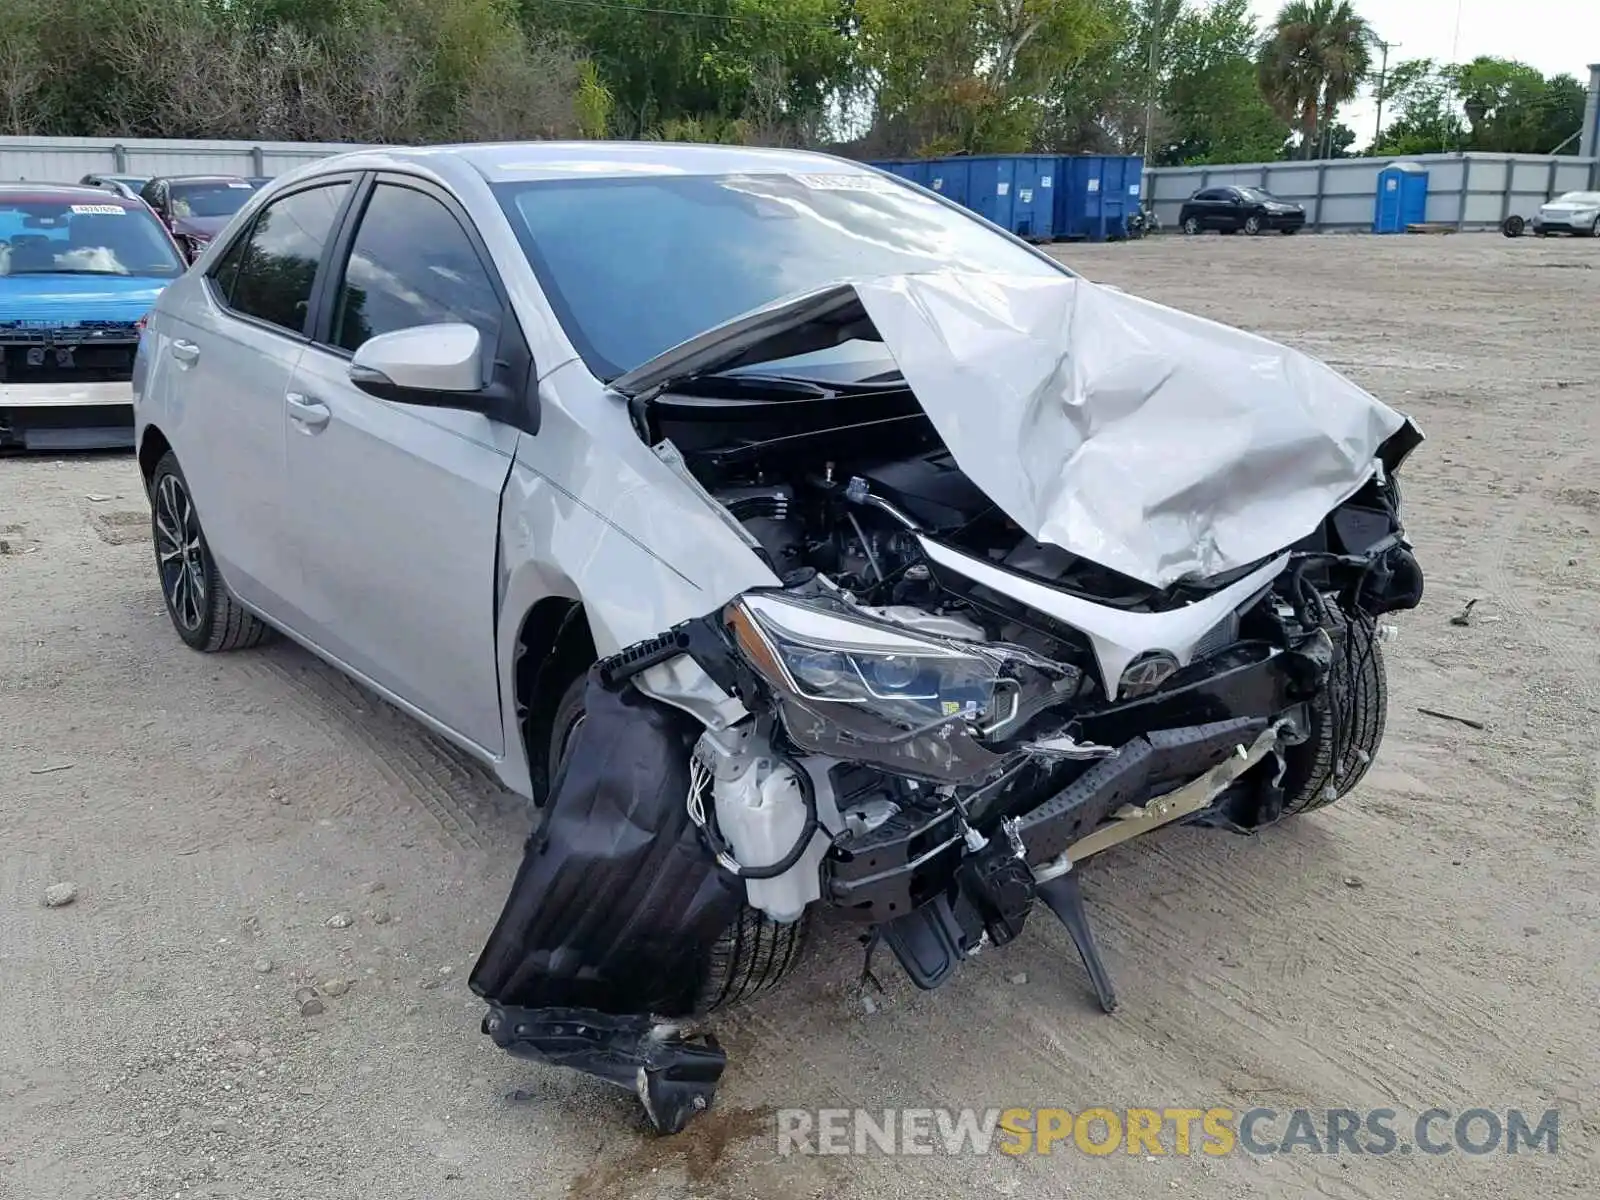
[{"xmin": 1, "ymin": 183, "xmax": 187, "ymax": 449}]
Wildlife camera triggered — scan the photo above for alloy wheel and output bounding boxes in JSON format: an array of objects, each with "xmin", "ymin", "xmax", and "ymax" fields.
[
  {"xmin": 1244, "ymin": 215, "xmax": 1262, "ymax": 235},
  {"xmin": 1183, "ymin": 217, "xmax": 1200, "ymax": 235},
  {"xmin": 154, "ymin": 473, "xmax": 207, "ymax": 632}
]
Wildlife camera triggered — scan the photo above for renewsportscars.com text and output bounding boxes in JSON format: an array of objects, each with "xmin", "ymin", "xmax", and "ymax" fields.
[{"xmin": 775, "ymin": 1107, "xmax": 1560, "ymax": 1157}]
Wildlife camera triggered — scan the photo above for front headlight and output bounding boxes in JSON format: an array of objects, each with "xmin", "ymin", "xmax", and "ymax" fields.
[
  {"xmin": 731, "ymin": 593, "xmax": 1007, "ymax": 724},
  {"xmin": 726, "ymin": 593, "xmax": 1019, "ymax": 782}
]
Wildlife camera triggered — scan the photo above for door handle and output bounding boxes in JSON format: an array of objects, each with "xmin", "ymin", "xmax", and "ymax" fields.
[
  {"xmin": 286, "ymin": 391, "xmax": 331, "ymax": 432},
  {"xmin": 171, "ymin": 339, "xmax": 200, "ymax": 365}
]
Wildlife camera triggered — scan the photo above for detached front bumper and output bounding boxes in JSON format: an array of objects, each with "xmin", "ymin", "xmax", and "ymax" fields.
[
  {"xmin": 0, "ymin": 381, "xmax": 135, "ymax": 450},
  {"xmin": 827, "ymin": 636, "xmax": 1325, "ymax": 928}
]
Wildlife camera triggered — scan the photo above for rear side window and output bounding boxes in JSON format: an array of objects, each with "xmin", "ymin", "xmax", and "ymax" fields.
[
  {"xmin": 329, "ymin": 182, "xmax": 501, "ymax": 353},
  {"xmin": 226, "ymin": 183, "xmax": 351, "ymax": 335}
]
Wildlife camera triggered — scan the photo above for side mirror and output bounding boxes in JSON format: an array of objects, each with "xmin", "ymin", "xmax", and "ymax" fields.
[{"xmin": 349, "ymin": 323, "xmax": 485, "ymax": 407}]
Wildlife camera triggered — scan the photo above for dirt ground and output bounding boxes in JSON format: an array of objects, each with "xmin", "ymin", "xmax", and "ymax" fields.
[{"xmin": 3, "ymin": 232, "xmax": 1597, "ymax": 1200}]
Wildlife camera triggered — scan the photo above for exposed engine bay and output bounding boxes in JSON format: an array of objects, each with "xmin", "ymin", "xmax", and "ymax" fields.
[{"xmin": 471, "ymin": 272, "xmax": 1426, "ymax": 1136}]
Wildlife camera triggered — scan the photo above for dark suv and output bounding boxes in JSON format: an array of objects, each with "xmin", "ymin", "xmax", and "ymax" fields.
[{"xmin": 1179, "ymin": 186, "xmax": 1306, "ymax": 236}]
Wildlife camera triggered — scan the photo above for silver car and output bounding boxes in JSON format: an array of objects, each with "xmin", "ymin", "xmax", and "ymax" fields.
[
  {"xmin": 1532, "ymin": 190, "xmax": 1600, "ymax": 237},
  {"xmin": 133, "ymin": 142, "xmax": 1424, "ymax": 1132}
]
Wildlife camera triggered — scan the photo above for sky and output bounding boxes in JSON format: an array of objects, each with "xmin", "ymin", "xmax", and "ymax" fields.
[{"xmin": 1246, "ymin": 0, "xmax": 1600, "ymax": 148}]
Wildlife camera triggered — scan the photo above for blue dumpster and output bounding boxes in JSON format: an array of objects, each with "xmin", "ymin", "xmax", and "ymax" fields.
[
  {"xmin": 959, "ymin": 155, "xmax": 1056, "ymax": 240},
  {"xmin": 1373, "ymin": 163, "xmax": 1428, "ymax": 233},
  {"xmin": 1054, "ymin": 155, "xmax": 1145, "ymax": 241},
  {"xmin": 867, "ymin": 159, "xmax": 928, "ymax": 187}
]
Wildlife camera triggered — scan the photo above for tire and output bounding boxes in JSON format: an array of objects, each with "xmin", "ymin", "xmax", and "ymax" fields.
[
  {"xmin": 1502, "ymin": 215, "xmax": 1525, "ymax": 238},
  {"xmin": 1279, "ymin": 608, "xmax": 1387, "ymax": 814},
  {"xmin": 1243, "ymin": 214, "xmax": 1263, "ymax": 235},
  {"xmin": 1183, "ymin": 216, "xmax": 1201, "ymax": 235},
  {"xmin": 544, "ymin": 670, "xmax": 810, "ymax": 1014},
  {"xmin": 1591, "ymin": 216, "xmax": 1600, "ymax": 238},
  {"xmin": 1281, "ymin": 227, "xmax": 1298, "ymax": 235},
  {"xmin": 150, "ymin": 451, "xmax": 274, "ymax": 653}
]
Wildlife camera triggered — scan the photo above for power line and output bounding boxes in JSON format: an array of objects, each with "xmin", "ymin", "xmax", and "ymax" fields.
[{"xmin": 534, "ymin": 0, "xmax": 843, "ymax": 31}]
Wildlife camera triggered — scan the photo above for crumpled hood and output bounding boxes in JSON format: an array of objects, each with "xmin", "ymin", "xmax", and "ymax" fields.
[
  {"xmin": 615, "ymin": 270, "xmax": 1417, "ymax": 589},
  {"xmin": 854, "ymin": 272, "xmax": 1411, "ymax": 587}
]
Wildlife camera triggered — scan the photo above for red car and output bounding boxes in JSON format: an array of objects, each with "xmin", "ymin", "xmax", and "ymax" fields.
[{"xmin": 138, "ymin": 174, "xmax": 257, "ymax": 261}]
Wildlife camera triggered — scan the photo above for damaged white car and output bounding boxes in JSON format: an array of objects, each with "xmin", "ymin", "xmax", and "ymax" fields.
[{"xmin": 132, "ymin": 143, "xmax": 1424, "ymax": 1134}]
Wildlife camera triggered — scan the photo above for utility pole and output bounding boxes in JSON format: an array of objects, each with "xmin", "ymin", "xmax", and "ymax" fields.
[
  {"xmin": 1372, "ymin": 38, "xmax": 1399, "ymax": 147},
  {"xmin": 1142, "ymin": 1, "xmax": 1161, "ymax": 164}
]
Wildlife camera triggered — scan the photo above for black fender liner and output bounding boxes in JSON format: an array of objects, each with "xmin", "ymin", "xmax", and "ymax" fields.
[{"xmin": 470, "ymin": 668, "xmax": 742, "ymax": 1130}]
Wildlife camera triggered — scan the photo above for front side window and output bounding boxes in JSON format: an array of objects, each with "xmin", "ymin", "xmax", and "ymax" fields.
[
  {"xmin": 0, "ymin": 200, "xmax": 185, "ymax": 278},
  {"xmin": 227, "ymin": 183, "xmax": 351, "ymax": 334},
  {"xmin": 495, "ymin": 171, "xmax": 1063, "ymax": 381},
  {"xmin": 330, "ymin": 182, "xmax": 501, "ymax": 353}
]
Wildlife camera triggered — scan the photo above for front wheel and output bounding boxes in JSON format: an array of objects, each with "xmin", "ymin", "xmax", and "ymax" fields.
[
  {"xmin": 150, "ymin": 452, "xmax": 274, "ymax": 653},
  {"xmin": 545, "ymin": 670, "xmax": 810, "ymax": 1014},
  {"xmin": 1243, "ymin": 214, "xmax": 1263, "ymax": 235},
  {"xmin": 1279, "ymin": 610, "xmax": 1387, "ymax": 814}
]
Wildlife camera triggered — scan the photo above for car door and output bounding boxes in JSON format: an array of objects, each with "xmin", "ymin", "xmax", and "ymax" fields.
[
  {"xmin": 280, "ymin": 174, "xmax": 518, "ymax": 755},
  {"xmin": 1189, "ymin": 189, "xmax": 1221, "ymax": 229},
  {"xmin": 1219, "ymin": 189, "xmax": 1249, "ymax": 230},
  {"xmin": 163, "ymin": 176, "xmax": 358, "ymax": 615}
]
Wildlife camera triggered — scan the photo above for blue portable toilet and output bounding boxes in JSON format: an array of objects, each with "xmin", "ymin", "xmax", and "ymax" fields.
[
  {"xmin": 1053, "ymin": 155, "xmax": 1145, "ymax": 241},
  {"xmin": 1374, "ymin": 163, "xmax": 1428, "ymax": 233}
]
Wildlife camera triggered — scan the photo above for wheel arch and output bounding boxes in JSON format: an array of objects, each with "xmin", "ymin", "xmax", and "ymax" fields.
[
  {"xmin": 508, "ymin": 595, "xmax": 595, "ymax": 805},
  {"xmin": 138, "ymin": 424, "xmax": 173, "ymax": 494}
]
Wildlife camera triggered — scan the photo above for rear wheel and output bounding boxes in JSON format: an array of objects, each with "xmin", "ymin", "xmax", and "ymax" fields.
[
  {"xmin": 544, "ymin": 670, "xmax": 810, "ymax": 1014},
  {"xmin": 1279, "ymin": 608, "xmax": 1387, "ymax": 814},
  {"xmin": 1183, "ymin": 216, "xmax": 1202, "ymax": 235},
  {"xmin": 150, "ymin": 452, "xmax": 274, "ymax": 653}
]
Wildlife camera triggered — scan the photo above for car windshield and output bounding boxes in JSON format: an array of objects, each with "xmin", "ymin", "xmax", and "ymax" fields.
[
  {"xmin": 1236, "ymin": 187, "xmax": 1276, "ymax": 202},
  {"xmin": 169, "ymin": 181, "xmax": 254, "ymax": 218},
  {"xmin": 494, "ymin": 171, "xmax": 1065, "ymax": 381},
  {"xmin": 1554, "ymin": 191, "xmax": 1600, "ymax": 204},
  {"xmin": 0, "ymin": 199, "xmax": 185, "ymax": 278}
]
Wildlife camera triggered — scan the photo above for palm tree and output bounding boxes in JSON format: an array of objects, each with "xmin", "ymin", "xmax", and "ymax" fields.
[{"xmin": 1256, "ymin": 0, "xmax": 1373, "ymax": 158}]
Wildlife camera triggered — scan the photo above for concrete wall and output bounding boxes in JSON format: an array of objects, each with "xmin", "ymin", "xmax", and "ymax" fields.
[
  {"xmin": 1144, "ymin": 151, "xmax": 1599, "ymax": 233},
  {"xmin": 0, "ymin": 135, "xmax": 370, "ymax": 184}
]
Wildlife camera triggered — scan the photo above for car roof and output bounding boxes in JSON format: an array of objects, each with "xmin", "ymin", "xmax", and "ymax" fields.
[
  {"xmin": 297, "ymin": 140, "xmax": 876, "ymax": 185},
  {"xmin": 152, "ymin": 174, "xmax": 252, "ymax": 184},
  {"xmin": 0, "ymin": 182, "xmax": 142, "ymax": 204}
]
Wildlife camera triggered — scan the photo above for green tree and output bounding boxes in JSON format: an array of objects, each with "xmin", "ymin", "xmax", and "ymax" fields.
[
  {"xmin": 1370, "ymin": 57, "xmax": 1464, "ymax": 154},
  {"xmin": 855, "ymin": 0, "xmax": 1117, "ymax": 156},
  {"xmin": 1160, "ymin": 0, "xmax": 1288, "ymax": 163},
  {"xmin": 1371, "ymin": 56, "xmax": 1584, "ymax": 155},
  {"xmin": 1451, "ymin": 56, "xmax": 1585, "ymax": 153},
  {"xmin": 520, "ymin": 0, "xmax": 852, "ymax": 140},
  {"xmin": 1255, "ymin": 0, "xmax": 1371, "ymax": 159}
]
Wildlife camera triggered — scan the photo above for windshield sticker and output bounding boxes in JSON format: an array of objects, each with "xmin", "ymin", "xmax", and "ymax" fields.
[
  {"xmin": 791, "ymin": 173, "xmax": 898, "ymax": 192},
  {"xmin": 70, "ymin": 204, "xmax": 127, "ymax": 215},
  {"xmin": 1087, "ymin": 178, "xmax": 1100, "ymax": 192},
  {"xmin": 227, "ymin": 182, "xmax": 253, "ymax": 188}
]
